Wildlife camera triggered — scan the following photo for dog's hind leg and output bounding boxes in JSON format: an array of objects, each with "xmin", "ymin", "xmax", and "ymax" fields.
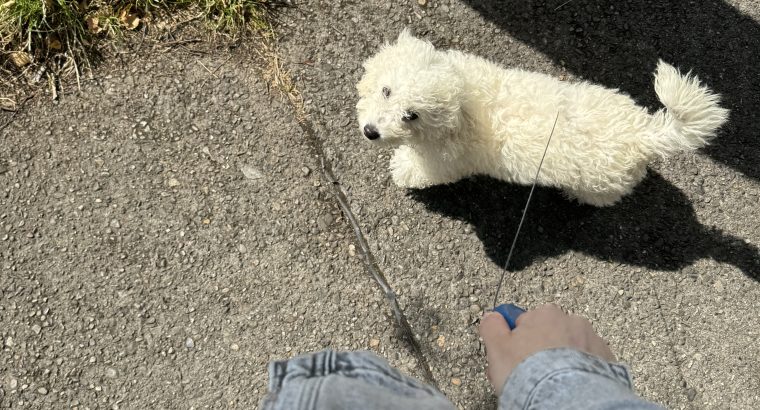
[{"xmin": 563, "ymin": 163, "xmax": 648, "ymax": 207}]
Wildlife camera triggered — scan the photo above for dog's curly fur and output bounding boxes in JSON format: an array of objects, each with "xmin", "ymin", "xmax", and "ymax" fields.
[{"xmin": 356, "ymin": 30, "xmax": 729, "ymax": 206}]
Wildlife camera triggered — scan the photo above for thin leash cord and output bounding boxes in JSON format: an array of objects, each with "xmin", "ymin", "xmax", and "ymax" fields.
[{"xmin": 492, "ymin": 112, "xmax": 559, "ymax": 308}]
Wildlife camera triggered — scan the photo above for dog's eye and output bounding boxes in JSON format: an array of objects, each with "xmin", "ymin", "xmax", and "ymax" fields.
[
  {"xmin": 402, "ymin": 111, "xmax": 419, "ymax": 122},
  {"xmin": 382, "ymin": 87, "xmax": 391, "ymax": 98}
]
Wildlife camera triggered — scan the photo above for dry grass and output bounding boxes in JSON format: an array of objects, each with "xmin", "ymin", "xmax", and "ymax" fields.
[
  {"xmin": 0, "ymin": 0, "xmax": 287, "ymax": 107},
  {"xmin": 254, "ymin": 38, "xmax": 303, "ymax": 120}
]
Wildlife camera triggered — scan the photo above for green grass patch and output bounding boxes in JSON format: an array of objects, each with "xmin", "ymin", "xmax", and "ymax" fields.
[{"xmin": 0, "ymin": 0, "xmax": 285, "ymax": 92}]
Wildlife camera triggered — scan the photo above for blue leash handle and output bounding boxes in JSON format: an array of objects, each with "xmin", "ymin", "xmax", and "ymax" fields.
[{"xmin": 494, "ymin": 303, "xmax": 526, "ymax": 330}]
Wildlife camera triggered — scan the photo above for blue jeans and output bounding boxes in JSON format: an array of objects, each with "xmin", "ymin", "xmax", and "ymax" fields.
[{"xmin": 260, "ymin": 348, "xmax": 664, "ymax": 409}]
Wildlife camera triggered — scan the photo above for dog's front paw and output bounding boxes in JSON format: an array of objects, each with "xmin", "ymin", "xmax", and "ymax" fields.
[{"xmin": 390, "ymin": 147, "xmax": 432, "ymax": 189}]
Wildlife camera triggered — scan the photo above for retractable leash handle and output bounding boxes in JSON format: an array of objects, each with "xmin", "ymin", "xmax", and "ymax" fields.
[{"xmin": 494, "ymin": 303, "xmax": 526, "ymax": 330}]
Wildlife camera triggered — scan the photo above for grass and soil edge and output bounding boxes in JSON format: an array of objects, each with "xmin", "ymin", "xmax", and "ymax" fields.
[{"xmin": 0, "ymin": 0, "xmax": 290, "ymax": 110}]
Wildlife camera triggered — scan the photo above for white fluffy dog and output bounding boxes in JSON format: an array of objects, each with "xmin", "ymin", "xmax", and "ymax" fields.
[{"xmin": 356, "ymin": 30, "xmax": 729, "ymax": 206}]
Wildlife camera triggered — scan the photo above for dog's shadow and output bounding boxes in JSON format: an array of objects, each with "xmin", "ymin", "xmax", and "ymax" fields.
[
  {"xmin": 458, "ymin": 0, "xmax": 760, "ymax": 182},
  {"xmin": 409, "ymin": 172, "xmax": 759, "ymax": 282}
]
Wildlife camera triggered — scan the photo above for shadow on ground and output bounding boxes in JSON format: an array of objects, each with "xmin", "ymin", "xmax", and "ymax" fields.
[
  {"xmin": 409, "ymin": 172, "xmax": 760, "ymax": 282},
  {"xmin": 460, "ymin": 0, "xmax": 760, "ymax": 181}
]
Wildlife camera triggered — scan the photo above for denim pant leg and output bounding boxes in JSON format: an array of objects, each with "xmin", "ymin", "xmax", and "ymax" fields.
[{"xmin": 260, "ymin": 349, "xmax": 456, "ymax": 410}]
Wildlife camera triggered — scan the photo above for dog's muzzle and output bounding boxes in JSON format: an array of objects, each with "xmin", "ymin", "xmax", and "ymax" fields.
[{"xmin": 363, "ymin": 124, "xmax": 381, "ymax": 140}]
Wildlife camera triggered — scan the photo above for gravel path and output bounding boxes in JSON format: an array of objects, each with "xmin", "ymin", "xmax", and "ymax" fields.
[{"xmin": 2, "ymin": 1, "xmax": 759, "ymax": 408}]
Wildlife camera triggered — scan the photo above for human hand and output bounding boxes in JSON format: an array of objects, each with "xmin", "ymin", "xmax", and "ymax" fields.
[{"xmin": 479, "ymin": 304, "xmax": 616, "ymax": 395}]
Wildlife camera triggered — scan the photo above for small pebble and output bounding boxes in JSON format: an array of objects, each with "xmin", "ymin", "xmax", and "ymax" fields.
[
  {"xmin": 31, "ymin": 324, "xmax": 41, "ymax": 334},
  {"xmin": 437, "ymin": 335, "xmax": 446, "ymax": 348},
  {"xmin": 418, "ymin": 0, "xmax": 427, "ymax": 5},
  {"xmin": 369, "ymin": 338, "xmax": 380, "ymax": 348},
  {"xmin": 317, "ymin": 214, "xmax": 333, "ymax": 231},
  {"xmin": 9, "ymin": 379, "xmax": 17, "ymax": 389},
  {"xmin": 301, "ymin": 167, "xmax": 311, "ymax": 176},
  {"xmin": 241, "ymin": 165, "xmax": 263, "ymax": 180},
  {"xmin": 186, "ymin": 337, "xmax": 195, "ymax": 349},
  {"xmin": 167, "ymin": 178, "xmax": 180, "ymax": 187},
  {"xmin": 451, "ymin": 378, "xmax": 461, "ymax": 386},
  {"xmin": 37, "ymin": 387, "xmax": 48, "ymax": 395},
  {"xmin": 231, "ymin": 343, "xmax": 239, "ymax": 351},
  {"xmin": 105, "ymin": 367, "xmax": 117, "ymax": 379}
]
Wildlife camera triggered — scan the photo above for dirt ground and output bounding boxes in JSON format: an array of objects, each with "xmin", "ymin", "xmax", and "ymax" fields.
[{"xmin": 2, "ymin": 0, "xmax": 759, "ymax": 409}]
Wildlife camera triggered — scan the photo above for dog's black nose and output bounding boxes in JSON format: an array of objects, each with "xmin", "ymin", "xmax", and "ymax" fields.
[{"xmin": 363, "ymin": 124, "xmax": 381, "ymax": 140}]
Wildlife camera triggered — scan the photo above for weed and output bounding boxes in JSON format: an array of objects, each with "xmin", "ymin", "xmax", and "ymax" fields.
[{"xmin": 0, "ymin": 0, "xmax": 286, "ymax": 97}]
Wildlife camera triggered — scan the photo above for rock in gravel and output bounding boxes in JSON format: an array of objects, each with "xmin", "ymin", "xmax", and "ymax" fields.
[
  {"xmin": 105, "ymin": 367, "xmax": 118, "ymax": 379},
  {"xmin": 185, "ymin": 337, "xmax": 195, "ymax": 349},
  {"xmin": 241, "ymin": 165, "xmax": 264, "ymax": 180},
  {"xmin": 37, "ymin": 387, "xmax": 48, "ymax": 395},
  {"xmin": 317, "ymin": 214, "xmax": 333, "ymax": 231},
  {"xmin": 31, "ymin": 324, "xmax": 41, "ymax": 334}
]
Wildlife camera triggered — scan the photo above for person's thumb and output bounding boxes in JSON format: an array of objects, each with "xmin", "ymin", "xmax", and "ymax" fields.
[
  {"xmin": 479, "ymin": 311, "xmax": 514, "ymax": 395},
  {"xmin": 479, "ymin": 311, "xmax": 512, "ymax": 344}
]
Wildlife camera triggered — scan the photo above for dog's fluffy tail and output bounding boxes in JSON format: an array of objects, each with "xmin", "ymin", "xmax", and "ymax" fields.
[{"xmin": 649, "ymin": 60, "xmax": 729, "ymax": 156}]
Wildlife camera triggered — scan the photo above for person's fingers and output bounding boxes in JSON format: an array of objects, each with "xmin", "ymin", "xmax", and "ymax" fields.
[
  {"xmin": 514, "ymin": 310, "xmax": 530, "ymax": 327},
  {"xmin": 568, "ymin": 315, "xmax": 593, "ymax": 332},
  {"xmin": 515, "ymin": 303, "xmax": 562, "ymax": 327},
  {"xmin": 589, "ymin": 333, "xmax": 616, "ymax": 362},
  {"xmin": 479, "ymin": 311, "xmax": 512, "ymax": 344},
  {"xmin": 480, "ymin": 311, "xmax": 514, "ymax": 395},
  {"xmin": 596, "ymin": 340, "xmax": 616, "ymax": 362},
  {"xmin": 535, "ymin": 303, "xmax": 564, "ymax": 316},
  {"xmin": 481, "ymin": 304, "xmax": 620, "ymax": 400},
  {"xmin": 567, "ymin": 315, "xmax": 617, "ymax": 362}
]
